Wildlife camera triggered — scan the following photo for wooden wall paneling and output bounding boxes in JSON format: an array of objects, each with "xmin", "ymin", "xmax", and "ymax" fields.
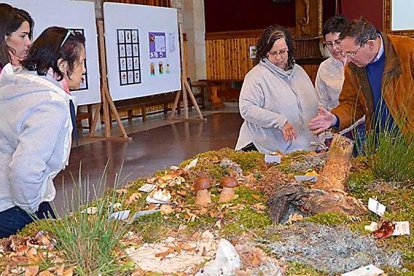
[
  {"xmin": 205, "ymin": 32, "xmax": 322, "ymax": 80},
  {"xmin": 233, "ymin": 39, "xmax": 238, "ymax": 78},
  {"xmin": 240, "ymin": 39, "xmax": 247, "ymax": 79}
]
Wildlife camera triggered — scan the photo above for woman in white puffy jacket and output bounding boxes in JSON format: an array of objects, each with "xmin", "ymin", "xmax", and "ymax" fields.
[{"xmin": 0, "ymin": 27, "xmax": 86, "ymax": 238}]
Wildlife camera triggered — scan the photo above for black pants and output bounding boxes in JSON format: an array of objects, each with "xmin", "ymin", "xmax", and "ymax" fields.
[
  {"xmin": 240, "ymin": 142, "xmax": 258, "ymax": 152},
  {"xmin": 0, "ymin": 202, "xmax": 55, "ymax": 238}
]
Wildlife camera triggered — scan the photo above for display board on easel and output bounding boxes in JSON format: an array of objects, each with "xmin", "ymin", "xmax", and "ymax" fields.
[
  {"xmin": 103, "ymin": 3, "xmax": 181, "ymax": 101},
  {"xmin": 4, "ymin": 0, "xmax": 101, "ymax": 106}
]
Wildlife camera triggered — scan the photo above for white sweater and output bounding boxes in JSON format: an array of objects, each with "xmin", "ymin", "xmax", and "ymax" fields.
[
  {"xmin": 315, "ymin": 57, "xmax": 344, "ymax": 111},
  {"xmin": 236, "ymin": 59, "xmax": 319, "ymax": 154},
  {"xmin": 0, "ymin": 64, "xmax": 72, "ymax": 213}
]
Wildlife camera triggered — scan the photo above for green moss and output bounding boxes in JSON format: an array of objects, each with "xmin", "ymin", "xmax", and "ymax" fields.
[
  {"xmin": 305, "ymin": 212, "xmax": 350, "ymax": 226},
  {"xmin": 221, "ymin": 207, "xmax": 272, "ymax": 239},
  {"xmin": 286, "ymin": 262, "xmax": 328, "ymax": 276},
  {"xmin": 347, "ymin": 169, "xmax": 374, "ymax": 198},
  {"xmin": 132, "ymin": 212, "xmax": 178, "ymax": 243},
  {"xmin": 180, "ymin": 148, "xmax": 266, "ymax": 180}
]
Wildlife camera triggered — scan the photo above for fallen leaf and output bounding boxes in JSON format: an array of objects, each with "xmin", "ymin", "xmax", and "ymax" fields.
[
  {"xmin": 115, "ymin": 189, "xmax": 128, "ymax": 195},
  {"xmin": 160, "ymin": 205, "xmax": 174, "ymax": 215},
  {"xmin": 24, "ymin": 265, "xmax": 39, "ymax": 276},
  {"xmin": 63, "ymin": 267, "xmax": 74, "ymax": 276},
  {"xmin": 177, "ymin": 190, "xmax": 187, "ymax": 196},
  {"xmin": 155, "ymin": 247, "xmax": 175, "ymax": 258},
  {"xmin": 252, "ymin": 203, "xmax": 266, "ymax": 212},
  {"xmin": 286, "ymin": 213, "xmax": 304, "ymax": 225},
  {"xmin": 126, "ymin": 193, "xmax": 141, "ymax": 204},
  {"xmin": 252, "ymin": 194, "xmax": 261, "ymax": 200},
  {"xmin": 39, "ymin": 271, "xmax": 54, "ymax": 276}
]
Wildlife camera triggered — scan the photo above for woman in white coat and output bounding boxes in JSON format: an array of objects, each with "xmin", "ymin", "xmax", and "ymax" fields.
[
  {"xmin": 236, "ymin": 24, "xmax": 319, "ymax": 154},
  {"xmin": 0, "ymin": 27, "xmax": 86, "ymax": 238}
]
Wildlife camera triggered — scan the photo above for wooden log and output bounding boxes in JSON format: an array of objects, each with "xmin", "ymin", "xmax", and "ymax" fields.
[{"xmin": 313, "ymin": 134, "xmax": 354, "ymax": 191}]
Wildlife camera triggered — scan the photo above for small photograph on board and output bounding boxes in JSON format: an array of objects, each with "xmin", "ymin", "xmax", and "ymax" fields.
[
  {"xmin": 119, "ymin": 44, "xmax": 125, "ymax": 57},
  {"xmin": 134, "ymin": 70, "xmax": 141, "ymax": 83},
  {"xmin": 150, "ymin": 62, "xmax": 155, "ymax": 76},
  {"xmin": 125, "ymin": 30, "xmax": 132, "ymax": 43},
  {"xmin": 79, "ymin": 76, "xmax": 87, "ymax": 90},
  {"xmin": 166, "ymin": 63, "xmax": 170, "ymax": 73},
  {"xmin": 249, "ymin": 45, "xmax": 257, "ymax": 59},
  {"xmin": 117, "ymin": 30, "xmax": 125, "ymax": 43},
  {"xmin": 120, "ymin": 71, "xmax": 127, "ymax": 85},
  {"xmin": 133, "ymin": 57, "xmax": 140, "ymax": 69},
  {"xmin": 120, "ymin": 58, "xmax": 126, "ymax": 70},
  {"xmin": 149, "ymin": 32, "xmax": 166, "ymax": 59},
  {"xmin": 132, "ymin": 30, "xmax": 138, "ymax": 43},
  {"xmin": 127, "ymin": 71, "xmax": 134, "ymax": 84},
  {"xmin": 133, "ymin": 44, "xmax": 139, "ymax": 56},
  {"xmin": 126, "ymin": 44, "xmax": 132, "ymax": 57},
  {"xmin": 127, "ymin": 58, "xmax": 133, "ymax": 70}
]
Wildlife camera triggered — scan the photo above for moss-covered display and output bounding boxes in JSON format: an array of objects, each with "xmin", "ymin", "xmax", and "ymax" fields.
[{"xmin": 1, "ymin": 146, "xmax": 414, "ymax": 275}]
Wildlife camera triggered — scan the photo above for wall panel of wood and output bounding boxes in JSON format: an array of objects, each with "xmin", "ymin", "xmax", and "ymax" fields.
[{"xmin": 205, "ymin": 32, "xmax": 322, "ymax": 81}]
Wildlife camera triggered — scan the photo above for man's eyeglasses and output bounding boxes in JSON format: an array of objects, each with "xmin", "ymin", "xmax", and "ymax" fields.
[
  {"xmin": 267, "ymin": 48, "xmax": 288, "ymax": 58},
  {"xmin": 323, "ymin": 39, "xmax": 341, "ymax": 49},
  {"xmin": 342, "ymin": 40, "xmax": 368, "ymax": 58}
]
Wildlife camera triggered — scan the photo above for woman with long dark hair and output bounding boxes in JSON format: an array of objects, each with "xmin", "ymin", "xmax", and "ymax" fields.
[
  {"xmin": 0, "ymin": 27, "xmax": 86, "ymax": 238},
  {"xmin": 0, "ymin": 3, "xmax": 34, "ymax": 72}
]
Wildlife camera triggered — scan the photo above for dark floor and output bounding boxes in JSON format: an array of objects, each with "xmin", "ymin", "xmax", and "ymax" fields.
[{"xmin": 53, "ymin": 112, "xmax": 243, "ymax": 212}]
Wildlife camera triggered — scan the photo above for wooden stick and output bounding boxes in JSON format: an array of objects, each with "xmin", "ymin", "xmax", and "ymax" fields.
[
  {"xmin": 97, "ymin": 20, "xmax": 130, "ymax": 140},
  {"xmin": 89, "ymin": 103, "xmax": 101, "ymax": 137}
]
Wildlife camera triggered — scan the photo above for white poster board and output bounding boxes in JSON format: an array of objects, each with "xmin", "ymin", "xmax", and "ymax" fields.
[
  {"xmin": 391, "ymin": 0, "xmax": 414, "ymax": 31},
  {"xmin": 103, "ymin": 3, "xmax": 181, "ymax": 101},
  {"xmin": 5, "ymin": 0, "xmax": 101, "ymax": 105}
]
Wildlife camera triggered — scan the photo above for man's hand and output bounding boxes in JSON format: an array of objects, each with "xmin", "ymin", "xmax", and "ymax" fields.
[
  {"xmin": 282, "ymin": 122, "xmax": 297, "ymax": 141},
  {"xmin": 309, "ymin": 107, "xmax": 338, "ymax": 134}
]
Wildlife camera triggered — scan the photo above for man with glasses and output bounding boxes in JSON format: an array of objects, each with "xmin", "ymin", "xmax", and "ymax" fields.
[{"xmin": 309, "ymin": 18, "xmax": 414, "ymax": 139}]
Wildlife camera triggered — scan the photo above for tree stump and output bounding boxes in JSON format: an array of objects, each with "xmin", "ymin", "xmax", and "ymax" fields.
[{"xmin": 268, "ymin": 134, "xmax": 366, "ymax": 224}]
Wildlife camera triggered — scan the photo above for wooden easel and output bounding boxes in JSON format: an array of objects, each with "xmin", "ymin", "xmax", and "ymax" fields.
[
  {"xmin": 170, "ymin": 23, "xmax": 204, "ymax": 120},
  {"xmin": 89, "ymin": 21, "xmax": 131, "ymax": 141}
]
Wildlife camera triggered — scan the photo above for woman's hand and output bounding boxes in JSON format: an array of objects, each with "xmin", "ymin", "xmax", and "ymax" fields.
[
  {"xmin": 309, "ymin": 106, "xmax": 337, "ymax": 134},
  {"xmin": 282, "ymin": 122, "xmax": 297, "ymax": 142}
]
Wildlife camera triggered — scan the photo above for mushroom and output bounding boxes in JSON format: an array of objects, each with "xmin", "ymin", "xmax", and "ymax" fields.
[
  {"xmin": 194, "ymin": 177, "xmax": 212, "ymax": 206},
  {"xmin": 219, "ymin": 176, "xmax": 238, "ymax": 202}
]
